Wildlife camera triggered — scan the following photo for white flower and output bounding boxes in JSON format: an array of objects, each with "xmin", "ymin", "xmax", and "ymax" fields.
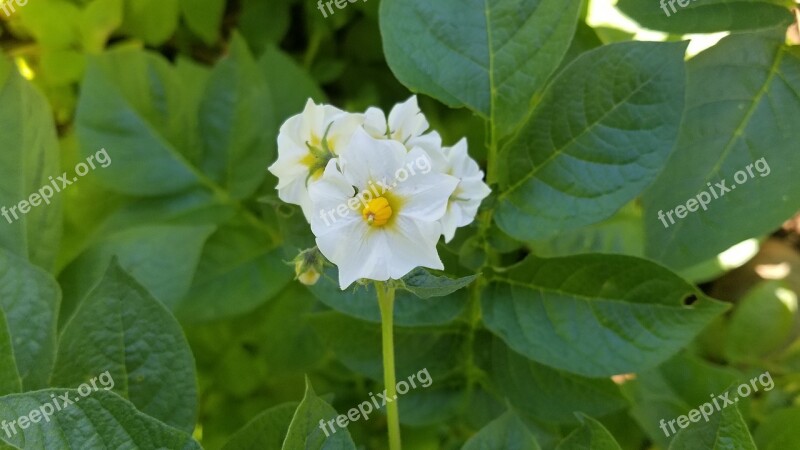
[
  {"xmin": 363, "ymin": 96, "xmax": 443, "ymax": 157},
  {"xmin": 439, "ymin": 139, "xmax": 492, "ymax": 243},
  {"xmin": 308, "ymin": 128, "xmax": 459, "ymax": 289},
  {"xmin": 268, "ymin": 99, "xmax": 363, "ymax": 218}
]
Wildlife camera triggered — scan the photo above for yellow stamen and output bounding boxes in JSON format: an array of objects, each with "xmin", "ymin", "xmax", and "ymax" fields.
[{"xmin": 362, "ymin": 197, "xmax": 393, "ymax": 227}]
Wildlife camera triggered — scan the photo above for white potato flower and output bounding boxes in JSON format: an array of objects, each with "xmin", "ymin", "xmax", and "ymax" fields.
[
  {"xmin": 439, "ymin": 139, "xmax": 492, "ymax": 243},
  {"xmin": 308, "ymin": 128, "xmax": 458, "ymax": 289},
  {"xmin": 268, "ymin": 99, "xmax": 363, "ymax": 218}
]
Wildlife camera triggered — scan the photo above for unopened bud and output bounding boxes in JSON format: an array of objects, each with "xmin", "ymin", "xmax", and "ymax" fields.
[
  {"xmin": 293, "ymin": 247, "xmax": 324, "ymax": 286},
  {"xmin": 788, "ymin": 8, "xmax": 800, "ymax": 46}
]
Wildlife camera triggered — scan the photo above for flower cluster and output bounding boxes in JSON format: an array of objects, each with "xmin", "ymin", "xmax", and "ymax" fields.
[{"xmin": 269, "ymin": 97, "xmax": 491, "ymax": 289}]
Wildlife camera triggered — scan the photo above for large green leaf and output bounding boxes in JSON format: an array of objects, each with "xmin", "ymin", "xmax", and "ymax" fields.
[
  {"xmin": 76, "ymin": 47, "xmax": 201, "ymax": 196},
  {"xmin": 463, "ymin": 410, "xmax": 540, "ymax": 450},
  {"xmin": 755, "ymin": 407, "xmax": 800, "ymax": 450},
  {"xmin": 222, "ymin": 402, "xmax": 298, "ymax": 450},
  {"xmin": 58, "ymin": 224, "xmax": 215, "ymax": 317},
  {"xmin": 0, "ymin": 56, "xmax": 62, "ymax": 270},
  {"xmin": 199, "ymin": 34, "xmax": 273, "ymax": 200},
  {"xmin": 120, "ymin": 0, "xmax": 180, "ymax": 45},
  {"xmin": 617, "ymin": 0, "xmax": 792, "ymax": 34},
  {"xmin": 555, "ymin": 414, "xmax": 622, "ymax": 450},
  {"xmin": 644, "ymin": 29, "xmax": 800, "ymax": 269},
  {"xmin": 669, "ymin": 402, "xmax": 755, "ymax": 450},
  {"xmin": 180, "ymin": 0, "xmax": 225, "ymax": 44},
  {"xmin": 282, "ymin": 379, "xmax": 356, "ymax": 449},
  {"xmin": 0, "ymin": 308, "xmax": 20, "ymax": 396},
  {"xmin": 176, "ymin": 216, "xmax": 291, "ymax": 323},
  {"xmin": 482, "ymin": 254, "xmax": 728, "ymax": 377},
  {"xmin": 380, "ymin": 0, "xmax": 582, "ymax": 137},
  {"xmin": 489, "ymin": 338, "xmax": 626, "ymax": 423},
  {"xmin": 51, "ymin": 261, "xmax": 198, "ymax": 432},
  {"xmin": 0, "ymin": 249, "xmax": 59, "ymax": 390},
  {"xmin": 0, "ymin": 389, "xmax": 200, "ymax": 449},
  {"xmin": 496, "ymin": 41, "xmax": 687, "ymax": 241},
  {"xmin": 259, "ymin": 44, "xmax": 326, "ymax": 127}
]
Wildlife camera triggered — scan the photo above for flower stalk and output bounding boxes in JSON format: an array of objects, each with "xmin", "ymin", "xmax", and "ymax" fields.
[{"xmin": 376, "ymin": 282, "xmax": 401, "ymax": 450}]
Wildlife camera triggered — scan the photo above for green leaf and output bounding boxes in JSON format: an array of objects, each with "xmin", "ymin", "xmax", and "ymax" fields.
[
  {"xmin": 380, "ymin": 0, "xmax": 582, "ymax": 137},
  {"xmin": 399, "ymin": 268, "xmax": 477, "ymax": 299},
  {"xmin": 120, "ymin": 0, "xmax": 180, "ymax": 45},
  {"xmin": 463, "ymin": 410, "xmax": 540, "ymax": 450},
  {"xmin": 616, "ymin": 0, "xmax": 792, "ymax": 34},
  {"xmin": 58, "ymin": 224, "xmax": 215, "ymax": 317},
  {"xmin": 176, "ymin": 217, "xmax": 291, "ymax": 323},
  {"xmin": 282, "ymin": 379, "xmax": 356, "ymax": 449},
  {"xmin": 80, "ymin": 0, "xmax": 123, "ymax": 53},
  {"xmin": 17, "ymin": 0, "xmax": 81, "ymax": 48},
  {"xmin": 0, "ymin": 249, "xmax": 59, "ymax": 390},
  {"xmin": 644, "ymin": 29, "xmax": 800, "ymax": 269},
  {"xmin": 51, "ymin": 260, "xmax": 198, "ymax": 432},
  {"xmin": 239, "ymin": 0, "xmax": 292, "ymax": 55},
  {"xmin": 531, "ymin": 202, "xmax": 644, "ymax": 258},
  {"xmin": 496, "ymin": 41, "xmax": 687, "ymax": 242},
  {"xmin": 76, "ymin": 48, "xmax": 202, "ymax": 196},
  {"xmin": 0, "ymin": 56, "xmax": 62, "ymax": 270},
  {"xmin": 310, "ymin": 267, "xmax": 467, "ymax": 326},
  {"xmin": 199, "ymin": 33, "xmax": 273, "ymax": 200},
  {"xmin": 310, "ymin": 311, "xmax": 463, "ymax": 383},
  {"xmin": 669, "ymin": 402, "xmax": 755, "ymax": 450},
  {"xmin": 622, "ymin": 353, "xmax": 746, "ymax": 448},
  {"xmin": 724, "ymin": 281, "xmax": 795, "ymax": 363},
  {"xmin": 0, "ymin": 308, "xmax": 21, "ymax": 396},
  {"xmin": 482, "ymin": 254, "xmax": 728, "ymax": 377},
  {"xmin": 222, "ymin": 402, "xmax": 298, "ymax": 450},
  {"xmin": 0, "ymin": 389, "xmax": 200, "ymax": 449},
  {"xmin": 755, "ymin": 407, "xmax": 800, "ymax": 450},
  {"xmin": 489, "ymin": 338, "xmax": 626, "ymax": 423},
  {"xmin": 259, "ymin": 44, "xmax": 327, "ymax": 130},
  {"xmin": 555, "ymin": 414, "xmax": 622, "ymax": 450},
  {"xmin": 180, "ymin": 0, "xmax": 225, "ymax": 44}
]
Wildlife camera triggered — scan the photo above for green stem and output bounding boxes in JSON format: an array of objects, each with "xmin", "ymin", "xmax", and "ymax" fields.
[{"xmin": 376, "ymin": 282, "xmax": 401, "ymax": 450}]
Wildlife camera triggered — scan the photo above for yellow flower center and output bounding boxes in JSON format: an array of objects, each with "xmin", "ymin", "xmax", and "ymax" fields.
[{"xmin": 362, "ymin": 197, "xmax": 393, "ymax": 227}]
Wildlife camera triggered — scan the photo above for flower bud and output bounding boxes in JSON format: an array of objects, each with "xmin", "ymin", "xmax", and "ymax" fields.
[{"xmin": 294, "ymin": 247, "xmax": 324, "ymax": 286}]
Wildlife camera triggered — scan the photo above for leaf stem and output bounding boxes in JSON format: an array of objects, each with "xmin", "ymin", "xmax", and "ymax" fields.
[{"xmin": 376, "ymin": 282, "xmax": 401, "ymax": 450}]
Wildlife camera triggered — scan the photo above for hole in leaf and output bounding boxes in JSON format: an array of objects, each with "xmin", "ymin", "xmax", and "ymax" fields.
[{"xmin": 683, "ymin": 294, "xmax": 698, "ymax": 306}]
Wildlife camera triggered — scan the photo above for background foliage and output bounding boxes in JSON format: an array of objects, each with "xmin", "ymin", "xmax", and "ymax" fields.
[{"xmin": 0, "ymin": 0, "xmax": 799, "ymax": 449}]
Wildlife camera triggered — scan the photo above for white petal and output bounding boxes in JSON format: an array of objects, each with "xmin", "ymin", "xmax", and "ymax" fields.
[
  {"xmin": 440, "ymin": 203, "xmax": 462, "ymax": 243},
  {"xmin": 309, "ymin": 160, "xmax": 360, "ymax": 235},
  {"xmin": 363, "ymin": 107, "xmax": 388, "ymax": 138},
  {"xmin": 393, "ymin": 148, "xmax": 458, "ymax": 222},
  {"xmin": 316, "ymin": 220, "xmax": 391, "ymax": 289},
  {"xmin": 388, "ymin": 96, "xmax": 429, "ymax": 143},
  {"xmin": 338, "ymin": 128, "xmax": 407, "ymax": 190},
  {"xmin": 384, "ymin": 216, "xmax": 444, "ymax": 279}
]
